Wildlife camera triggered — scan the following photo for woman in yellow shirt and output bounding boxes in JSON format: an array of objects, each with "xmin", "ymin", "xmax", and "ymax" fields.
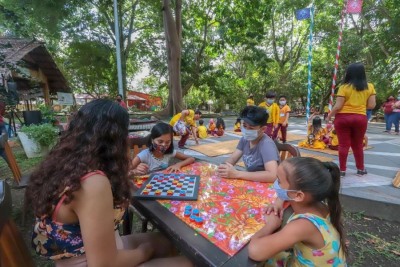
[{"xmin": 327, "ymin": 63, "xmax": 376, "ymax": 177}]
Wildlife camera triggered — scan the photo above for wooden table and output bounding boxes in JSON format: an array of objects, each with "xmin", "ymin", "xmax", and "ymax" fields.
[
  {"xmin": 131, "ymin": 162, "xmax": 267, "ymax": 267},
  {"xmin": 132, "ymin": 199, "xmax": 260, "ymax": 267}
]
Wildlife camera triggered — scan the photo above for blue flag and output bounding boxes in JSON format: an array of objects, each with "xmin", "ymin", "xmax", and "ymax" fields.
[{"xmin": 295, "ymin": 8, "xmax": 311, "ymax": 20}]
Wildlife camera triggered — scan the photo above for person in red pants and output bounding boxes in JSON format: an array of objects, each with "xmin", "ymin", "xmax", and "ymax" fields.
[
  {"xmin": 272, "ymin": 95, "xmax": 291, "ymax": 143},
  {"xmin": 327, "ymin": 63, "xmax": 376, "ymax": 177}
]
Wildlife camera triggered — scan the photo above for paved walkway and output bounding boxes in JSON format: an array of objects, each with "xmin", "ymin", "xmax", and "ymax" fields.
[{"xmin": 176, "ymin": 116, "xmax": 400, "ymax": 222}]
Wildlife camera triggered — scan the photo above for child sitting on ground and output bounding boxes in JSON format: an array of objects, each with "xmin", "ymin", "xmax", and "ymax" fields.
[
  {"xmin": 323, "ymin": 122, "xmax": 334, "ymax": 145},
  {"xmin": 328, "ymin": 129, "xmax": 339, "ymax": 150},
  {"xmin": 197, "ymin": 119, "xmax": 208, "ymax": 139},
  {"xmin": 298, "ymin": 116, "xmax": 327, "ymax": 149},
  {"xmin": 249, "ymin": 157, "xmax": 347, "ymax": 266},
  {"xmin": 208, "ymin": 118, "xmax": 217, "ymax": 136},
  {"xmin": 233, "ymin": 117, "xmax": 241, "ymax": 132},
  {"xmin": 215, "ymin": 117, "xmax": 226, "ymax": 137},
  {"xmin": 329, "ymin": 130, "xmax": 368, "ymax": 151},
  {"xmin": 130, "ymin": 122, "xmax": 195, "ymax": 175}
]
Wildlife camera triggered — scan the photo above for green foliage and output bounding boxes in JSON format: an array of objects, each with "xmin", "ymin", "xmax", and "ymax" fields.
[
  {"xmin": 2, "ymin": 0, "xmax": 400, "ymax": 112},
  {"xmin": 20, "ymin": 123, "xmax": 59, "ymax": 148},
  {"xmin": 38, "ymin": 104, "xmax": 56, "ymax": 124}
]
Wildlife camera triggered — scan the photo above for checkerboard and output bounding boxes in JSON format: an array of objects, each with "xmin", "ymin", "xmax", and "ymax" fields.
[{"xmin": 134, "ymin": 173, "xmax": 200, "ymax": 200}]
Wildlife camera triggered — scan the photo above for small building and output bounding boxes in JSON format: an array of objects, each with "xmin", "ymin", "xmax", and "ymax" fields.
[
  {"xmin": 127, "ymin": 91, "xmax": 162, "ymax": 111},
  {"xmin": 0, "ymin": 37, "xmax": 70, "ymax": 108}
]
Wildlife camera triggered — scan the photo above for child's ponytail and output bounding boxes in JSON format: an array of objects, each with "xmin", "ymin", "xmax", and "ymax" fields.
[{"xmin": 323, "ymin": 161, "xmax": 348, "ymax": 257}]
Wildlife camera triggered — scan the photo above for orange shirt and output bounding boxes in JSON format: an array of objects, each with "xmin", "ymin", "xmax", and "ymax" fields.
[
  {"xmin": 336, "ymin": 83, "xmax": 376, "ymax": 115},
  {"xmin": 278, "ymin": 105, "xmax": 291, "ymax": 124}
]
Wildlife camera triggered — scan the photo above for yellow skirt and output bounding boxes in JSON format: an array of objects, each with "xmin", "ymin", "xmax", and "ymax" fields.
[{"xmin": 298, "ymin": 139, "xmax": 326, "ymax": 149}]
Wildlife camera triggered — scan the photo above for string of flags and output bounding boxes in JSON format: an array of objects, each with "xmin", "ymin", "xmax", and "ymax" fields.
[{"xmin": 294, "ymin": 0, "xmax": 364, "ymax": 123}]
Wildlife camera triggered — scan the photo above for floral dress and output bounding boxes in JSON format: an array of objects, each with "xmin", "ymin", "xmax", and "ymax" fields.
[
  {"xmin": 32, "ymin": 171, "xmax": 126, "ymax": 260},
  {"xmin": 265, "ymin": 213, "xmax": 347, "ymax": 267}
]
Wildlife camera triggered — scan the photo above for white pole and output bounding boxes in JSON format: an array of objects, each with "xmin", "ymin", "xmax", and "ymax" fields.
[{"xmin": 113, "ymin": 0, "xmax": 124, "ymax": 96}]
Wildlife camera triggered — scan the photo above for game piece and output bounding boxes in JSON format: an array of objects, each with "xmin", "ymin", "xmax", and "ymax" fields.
[
  {"xmin": 185, "ymin": 205, "xmax": 192, "ymax": 211},
  {"xmin": 190, "ymin": 215, "xmax": 197, "ymax": 222},
  {"xmin": 195, "ymin": 217, "xmax": 204, "ymax": 225},
  {"xmin": 134, "ymin": 173, "xmax": 200, "ymax": 200},
  {"xmin": 184, "ymin": 210, "xmax": 191, "ymax": 217},
  {"xmin": 192, "ymin": 208, "xmax": 199, "ymax": 215}
]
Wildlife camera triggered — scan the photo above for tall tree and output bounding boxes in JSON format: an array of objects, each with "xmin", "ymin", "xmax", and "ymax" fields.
[{"xmin": 162, "ymin": 0, "xmax": 183, "ymax": 116}]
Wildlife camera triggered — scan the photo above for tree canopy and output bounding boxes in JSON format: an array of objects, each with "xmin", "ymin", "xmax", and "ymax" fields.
[{"xmin": 1, "ymin": 0, "xmax": 399, "ymax": 114}]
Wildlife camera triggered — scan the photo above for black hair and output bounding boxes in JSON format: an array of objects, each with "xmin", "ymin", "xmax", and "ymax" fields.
[
  {"xmin": 117, "ymin": 94, "xmax": 123, "ymax": 98},
  {"xmin": 195, "ymin": 109, "xmax": 202, "ymax": 115},
  {"xmin": 236, "ymin": 117, "xmax": 241, "ymax": 123},
  {"xmin": 279, "ymin": 95, "xmax": 287, "ymax": 100},
  {"xmin": 265, "ymin": 91, "xmax": 276, "ymax": 98},
  {"xmin": 283, "ymin": 157, "xmax": 347, "ymax": 257},
  {"xmin": 240, "ymin": 106, "xmax": 268, "ymax": 126},
  {"xmin": 199, "ymin": 119, "xmax": 204, "ymax": 125},
  {"xmin": 312, "ymin": 116, "xmax": 322, "ymax": 135},
  {"xmin": 26, "ymin": 99, "xmax": 131, "ymax": 216},
  {"xmin": 343, "ymin": 63, "xmax": 368, "ymax": 91},
  {"xmin": 216, "ymin": 117, "xmax": 225, "ymax": 130},
  {"xmin": 148, "ymin": 122, "xmax": 174, "ymax": 154}
]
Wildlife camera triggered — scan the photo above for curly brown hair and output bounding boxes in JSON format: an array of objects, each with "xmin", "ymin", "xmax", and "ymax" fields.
[{"xmin": 26, "ymin": 99, "xmax": 131, "ymax": 217}]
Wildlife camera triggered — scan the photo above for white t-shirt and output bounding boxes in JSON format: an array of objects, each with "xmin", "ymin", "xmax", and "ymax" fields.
[{"xmin": 137, "ymin": 148, "xmax": 177, "ymax": 172}]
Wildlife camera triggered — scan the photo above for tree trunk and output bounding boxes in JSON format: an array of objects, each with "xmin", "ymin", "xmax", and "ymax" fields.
[{"xmin": 161, "ymin": 0, "xmax": 183, "ymax": 117}]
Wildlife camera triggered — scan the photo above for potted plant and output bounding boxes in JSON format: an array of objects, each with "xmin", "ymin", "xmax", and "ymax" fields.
[{"xmin": 18, "ymin": 123, "xmax": 59, "ymax": 158}]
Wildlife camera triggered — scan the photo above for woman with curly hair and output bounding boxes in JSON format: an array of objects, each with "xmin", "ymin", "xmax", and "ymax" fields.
[{"xmin": 26, "ymin": 99, "xmax": 192, "ymax": 267}]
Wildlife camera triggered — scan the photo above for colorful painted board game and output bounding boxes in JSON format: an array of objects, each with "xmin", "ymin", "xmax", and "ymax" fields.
[
  {"xmin": 135, "ymin": 173, "xmax": 200, "ymax": 200},
  {"xmin": 132, "ymin": 162, "xmax": 279, "ymax": 256}
]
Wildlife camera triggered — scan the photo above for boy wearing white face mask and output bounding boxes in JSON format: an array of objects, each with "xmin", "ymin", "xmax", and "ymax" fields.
[
  {"xmin": 258, "ymin": 91, "xmax": 280, "ymax": 137},
  {"xmin": 272, "ymin": 96, "xmax": 291, "ymax": 143},
  {"xmin": 217, "ymin": 106, "xmax": 279, "ymax": 182}
]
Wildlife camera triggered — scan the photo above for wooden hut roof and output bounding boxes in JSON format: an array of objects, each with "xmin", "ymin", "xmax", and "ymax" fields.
[{"xmin": 0, "ymin": 37, "xmax": 70, "ymax": 93}]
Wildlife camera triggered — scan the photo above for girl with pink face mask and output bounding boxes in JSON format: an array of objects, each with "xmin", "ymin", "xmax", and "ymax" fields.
[{"xmin": 130, "ymin": 122, "xmax": 195, "ymax": 175}]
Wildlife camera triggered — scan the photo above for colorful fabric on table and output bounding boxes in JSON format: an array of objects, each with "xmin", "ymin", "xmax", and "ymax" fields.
[{"xmin": 132, "ymin": 162, "xmax": 278, "ymax": 256}]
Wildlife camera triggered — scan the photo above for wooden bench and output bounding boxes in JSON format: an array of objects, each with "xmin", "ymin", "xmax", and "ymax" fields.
[{"xmin": 0, "ymin": 180, "xmax": 35, "ymax": 267}]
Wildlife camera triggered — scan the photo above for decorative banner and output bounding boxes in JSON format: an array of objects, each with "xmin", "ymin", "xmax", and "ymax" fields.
[
  {"xmin": 295, "ymin": 8, "xmax": 311, "ymax": 20},
  {"xmin": 329, "ymin": 2, "xmax": 348, "ymax": 112},
  {"xmin": 57, "ymin": 92, "xmax": 74, "ymax": 105},
  {"xmin": 305, "ymin": 6, "xmax": 315, "ymax": 125},
  {"xmin": 346, "ymin": 0, "xmax": 363, "ymax": 14}
]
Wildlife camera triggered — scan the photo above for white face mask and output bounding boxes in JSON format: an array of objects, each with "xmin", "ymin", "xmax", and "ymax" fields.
[
  {"xmin": 241, "ymin": 127, "xmax": 260, "ymax": 141},
  {"xmin": 266, "ymin": 99, "xmax": 274, "ymax": 105},
  {"xmin": 279, "ymin": 100, "xmax": 286, "ymax": 105}
]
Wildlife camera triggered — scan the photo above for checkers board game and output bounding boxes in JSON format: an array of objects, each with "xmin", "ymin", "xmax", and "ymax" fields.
[{"xmin": 134, "ymin": 173, "xmax": 200, "ymax": 200}]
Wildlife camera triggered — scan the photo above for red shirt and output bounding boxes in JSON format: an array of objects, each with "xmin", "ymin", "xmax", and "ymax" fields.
[{"xmin": 117, "ymin": 100, "xmax": 127, "ymax": 110}]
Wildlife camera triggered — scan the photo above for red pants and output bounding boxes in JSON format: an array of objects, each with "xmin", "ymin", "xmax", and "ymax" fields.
[
  {"xmin": 272, "ymin": 123, "xmax": 288, "ymax": 142},
  {"xmin": 264, "ymin": 123, "xmax": 274, "ymax": 137},
  {"xmin": 174, "ymin": 131, "xmax": 189, "ymax": 147},
  {"xmin": 334, "ymin": 113, "xmax": 367, "ymax": 171}
]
